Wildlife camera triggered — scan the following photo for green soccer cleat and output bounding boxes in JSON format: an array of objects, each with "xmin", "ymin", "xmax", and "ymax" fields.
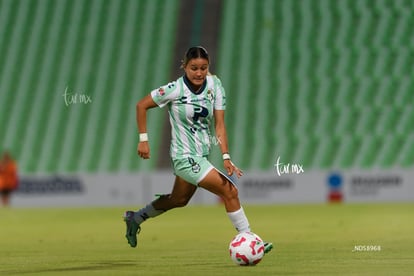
[
  {"xmin": 123, "ymin": 211, "xmax": 141, "ymax": 248},
  {"xmin": 264, "ymin": 242, "xmax": 273, "ymax": 254}
]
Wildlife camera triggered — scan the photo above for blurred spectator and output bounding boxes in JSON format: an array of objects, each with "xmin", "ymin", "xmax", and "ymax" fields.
[{"xmin": 0, "ymin": 151, "xmax": 19, "ymax": 206}]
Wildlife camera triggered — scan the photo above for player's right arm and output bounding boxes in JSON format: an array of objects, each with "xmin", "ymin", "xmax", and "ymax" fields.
[
  {"xmin": 137, "ymin": 81, "xmax": 180, "ymax": 159},
  {"xmin": 136, "ymin": 95, "xmax": 158, "ymax": 159}
]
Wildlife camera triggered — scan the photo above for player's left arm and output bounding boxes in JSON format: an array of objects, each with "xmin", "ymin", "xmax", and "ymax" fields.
[{"xmin": 214, "ymin": 109, "xmax": 243, "ymax": 178}]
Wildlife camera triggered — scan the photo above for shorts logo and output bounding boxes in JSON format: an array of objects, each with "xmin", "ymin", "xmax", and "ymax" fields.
[{"xmin": 188, "ymin": 157, "xmax": 201, "ymax": 173}]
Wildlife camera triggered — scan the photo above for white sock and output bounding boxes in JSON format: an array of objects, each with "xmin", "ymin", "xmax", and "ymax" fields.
[
  {"xmin": 227, "ymin": 207, "xmax": 251, "ymax": 233},
  {"xmin": 133, "ymin": 203, "xmax": 165, "ymax": 225}
]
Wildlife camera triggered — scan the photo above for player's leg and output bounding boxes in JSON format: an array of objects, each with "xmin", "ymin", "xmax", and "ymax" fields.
[
  {"xmin": 152, "ymin": 176, "xmax": 197, "ymax": 211},
  {"xmin": 131, "ymin": 176, "xmax": 196, "ymax": 224},
  {"xmin": 124, "ymin": 176, "xmax": 196, "ymax": 247},
  {"xmin": 198, "ymin": 169, "xmax": 274, "ymax": 253},
  {"xmin": 198, "ymin": 169, "xmax": 250, "ymax": 232}
]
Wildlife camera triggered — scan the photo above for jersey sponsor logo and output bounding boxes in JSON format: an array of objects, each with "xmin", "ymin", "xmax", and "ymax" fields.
[
  {"xmin": 178, "ymin": 96, "xmax": 211, "ymax": 105},
  {"xmin": 192, "ymin": 106, "xmax": 209, "ymax": 122},
  {"xmin": 190, "ymin": 105, "xmax": 209, "ymax": 134},
  {"xmin": 179, "ymin": 96, "xmax": 188, "ymax": 104}
]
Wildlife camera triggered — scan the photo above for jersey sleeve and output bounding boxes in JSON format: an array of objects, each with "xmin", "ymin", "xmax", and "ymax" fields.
[
  {"xmin": 213, "ymin": 76, "xmax": 226, "ymax": 110},
  {"xmin": 150, "ymin": 81, "xmax": 180, "ymax": 108}
]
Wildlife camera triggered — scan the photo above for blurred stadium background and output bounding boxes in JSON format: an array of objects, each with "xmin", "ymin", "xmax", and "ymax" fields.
[{"xmin": 0, "ymin": 0, "xmax": 413, "ymax": 206}]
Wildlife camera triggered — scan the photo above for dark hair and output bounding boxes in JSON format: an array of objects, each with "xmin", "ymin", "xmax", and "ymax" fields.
[{"xmin": 182, "ymin": 46, "xmax": 209, "ymax": 67}]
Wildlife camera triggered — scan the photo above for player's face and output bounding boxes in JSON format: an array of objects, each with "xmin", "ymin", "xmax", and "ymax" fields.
[{"xmin": 184, "ymin": 58, "xmax": 209, "ymax": 88}]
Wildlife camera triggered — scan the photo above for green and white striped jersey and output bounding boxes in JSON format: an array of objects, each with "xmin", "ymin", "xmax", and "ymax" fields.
[{"xmin": 151, "ymin": 75, "xmax": 226, "ymax": 158}]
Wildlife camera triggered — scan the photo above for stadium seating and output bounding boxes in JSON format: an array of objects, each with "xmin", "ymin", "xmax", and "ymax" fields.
[
  {"xmin": 215, "ymin": 0, "xmax": 414, "ymax": 170},
  {"xmin": 0, "ymin": 0, "xmax": 179, "ymax": 173},
  {"xmin": 1, "ymin": 0, "xmax": 413, "ymax": 173}
]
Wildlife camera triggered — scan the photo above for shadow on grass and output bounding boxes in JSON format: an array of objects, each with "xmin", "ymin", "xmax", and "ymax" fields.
[{"xmin": 3, "ymin": 261, "xmax": 137, "ymax": 275}]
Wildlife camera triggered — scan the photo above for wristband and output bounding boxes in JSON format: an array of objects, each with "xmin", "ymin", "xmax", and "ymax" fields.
[
  {"xmin": 139, "ymin": 133, "xmax": 148, "ymax": 142},
  {"xmin": 222, "ymin": 153, "xmax": 231, "ymax": 160}
]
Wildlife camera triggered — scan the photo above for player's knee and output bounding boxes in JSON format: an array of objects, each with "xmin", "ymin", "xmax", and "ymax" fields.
[
  {"xmin": 229, "ymin": 185, "xmax": 239, "ymax": 199},
  {"xmin": 222, "ymin": 183, "xmax": 239, "ymax": 201}
]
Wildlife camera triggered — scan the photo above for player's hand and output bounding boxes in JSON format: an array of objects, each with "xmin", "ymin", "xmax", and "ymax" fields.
[
  {"xmin": 137, "ymin": 141, "xmax": 150, "ymax": 159},
  {"xmin": 224, "ymin": 159, "xmax": 243, "ymax": 178}
]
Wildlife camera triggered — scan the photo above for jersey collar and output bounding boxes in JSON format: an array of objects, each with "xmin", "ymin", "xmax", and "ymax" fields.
[{"xmin": 183, "ymin": 74, "xmax": 207, "ymax": 95}]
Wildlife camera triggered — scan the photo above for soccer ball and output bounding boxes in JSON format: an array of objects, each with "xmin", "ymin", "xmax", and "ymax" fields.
[{"xmin": 229, "ymin": 232, "xmax": 265, "ymax": 266}]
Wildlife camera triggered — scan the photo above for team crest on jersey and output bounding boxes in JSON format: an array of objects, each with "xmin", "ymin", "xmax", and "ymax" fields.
[
  {"xmin": 158, "ymin": 87, "xmax": 165, "ymax": 96},
  {"xmin": 207, "ymin": 90, "xmax": 214, "ymax": 102}
]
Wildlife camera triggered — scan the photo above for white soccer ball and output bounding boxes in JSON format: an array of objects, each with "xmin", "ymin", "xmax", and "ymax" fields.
[{"xmin": 229, "ymin": 232, "xmax": 265, "ymax": 266}]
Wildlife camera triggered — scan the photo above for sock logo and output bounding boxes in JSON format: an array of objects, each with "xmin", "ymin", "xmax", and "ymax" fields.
[{"xmin": 140, "ymin": 213, "xmax": 150, "ymax": 221}]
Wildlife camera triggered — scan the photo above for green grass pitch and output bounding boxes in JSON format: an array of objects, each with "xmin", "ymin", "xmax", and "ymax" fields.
[{"xmin": 1, "ymin": 203, "xmax": 413, "ymax": 275}]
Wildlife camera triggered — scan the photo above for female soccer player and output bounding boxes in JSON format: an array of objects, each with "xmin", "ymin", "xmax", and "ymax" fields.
[{"xmin": 123, "ymin": 46, "xmax": 272, "ymax": 253}]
